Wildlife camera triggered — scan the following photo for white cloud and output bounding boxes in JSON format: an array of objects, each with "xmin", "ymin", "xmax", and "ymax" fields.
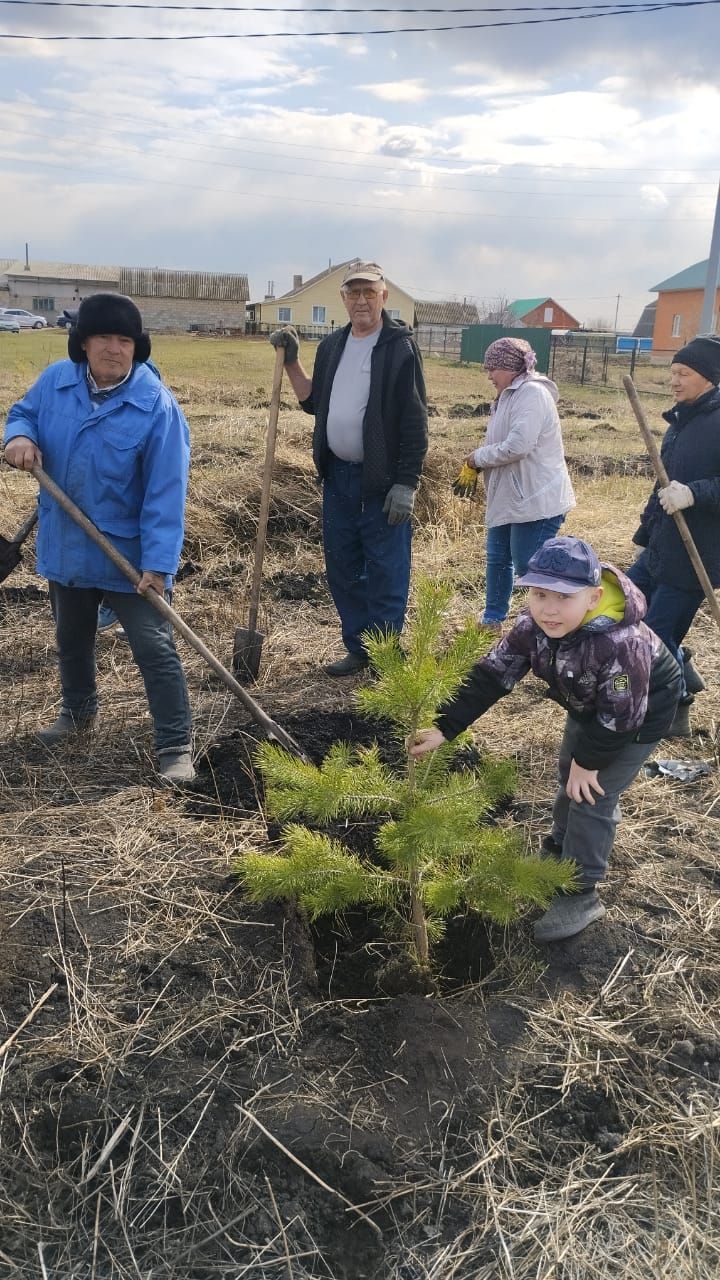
[
  {"xmin": 357, "ymin": 80, "xmax": 429, "ymax": 103},
  {"xmin": 641, "ymin": 185, "xmax": 669, "ymax": 208},
  {"xmin": 448, "ymin": 69, "xmax": 550, "ymax": 96}
]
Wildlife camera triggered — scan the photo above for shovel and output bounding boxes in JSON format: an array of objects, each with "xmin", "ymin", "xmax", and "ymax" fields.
[
  {"xmin": 0, "ymin": 508, "xmax": 38, "ymax": 584},
  {"xmin": 233, "ymin": 345, "xmax": 285, "ymax": 681},
  {"xmin": 623, "ymin": 375, "xmax": 720, "ymax": 634},
  {"xmin": 29, "ymin": 463, "xmax": 308, "ymax": 760}
]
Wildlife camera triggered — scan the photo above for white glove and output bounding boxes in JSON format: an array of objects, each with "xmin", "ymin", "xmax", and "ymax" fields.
[{"xmin": 658, "ymin": 480, "xmax": 694, "ymax": 515}]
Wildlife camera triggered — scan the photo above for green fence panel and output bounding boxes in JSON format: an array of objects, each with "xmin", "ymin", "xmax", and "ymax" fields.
[{"xmin": 460, "ymin": 325, "xmax": 552, "ymax": 374}]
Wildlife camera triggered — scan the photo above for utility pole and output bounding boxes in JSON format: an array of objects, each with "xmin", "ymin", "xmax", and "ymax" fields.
[
  {"xmin": 699, "ymin": 177, "xmax": 720, "ymax": 335},
  {"xmin": 613, "ymin": 293, "xmax": 620, "ymax": 332}
]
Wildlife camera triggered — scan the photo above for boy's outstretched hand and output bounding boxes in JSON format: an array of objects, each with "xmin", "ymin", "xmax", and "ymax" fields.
[
  {"xmin": 409, "ymin": 728, "xmax": 447, "ymax": 758},
  {"xmin": 567, "ymin": 759, "xmax": 605, "ymax": 805}
]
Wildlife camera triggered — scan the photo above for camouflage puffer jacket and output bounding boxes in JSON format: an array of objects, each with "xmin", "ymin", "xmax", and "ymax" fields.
[{"xmin": 437, "ymin": 566, "xmax": 681, "ymax": 770}]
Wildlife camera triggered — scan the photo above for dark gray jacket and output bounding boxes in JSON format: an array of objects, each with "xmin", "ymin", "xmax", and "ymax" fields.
[{"xmin": 300, "ymin": 312, "xmax": 428, "ymax": 496}]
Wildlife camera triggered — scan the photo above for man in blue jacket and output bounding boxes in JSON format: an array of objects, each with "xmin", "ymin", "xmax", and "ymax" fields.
[
  {"xmin": 627, "ymin": 334, "xmax": 720, "ymax": 737},
  {"xmin": 3, "ymin": 293, "xmax": 194, "ymax": 784},
  {"xmin": 270, "ymin": 261, "xmax": 428, "ymax": 676}
]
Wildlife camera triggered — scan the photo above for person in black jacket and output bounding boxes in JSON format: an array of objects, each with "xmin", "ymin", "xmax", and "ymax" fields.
[
  {"xmin": 627, "ymin": 334, "xmax": 720, "ymax": 736},
  {"xmin": 270, "ymin": 261, "xmax": 428, "ymax": 676}
]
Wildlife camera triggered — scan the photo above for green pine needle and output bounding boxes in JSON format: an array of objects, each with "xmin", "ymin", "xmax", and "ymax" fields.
[{"xmin": 242, "ymin": 577, "xmax": 573, "ymax": 971}]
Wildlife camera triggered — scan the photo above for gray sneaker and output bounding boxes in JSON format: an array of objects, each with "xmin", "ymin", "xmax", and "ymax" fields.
[
  {"xmin": 157, "ymin": 748, "xmax": 196, "ymax": 786},
  {"xmin": 36, "ymin": 711, "xmax": 96, "ymax": 748},
  {"xmin": 534, "ymin": 889, "xmax": 606, "ymax": 943}
]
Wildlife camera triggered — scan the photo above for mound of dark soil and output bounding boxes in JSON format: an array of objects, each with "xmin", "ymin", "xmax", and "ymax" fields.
[
  {"xmin": 571, "ymin": 454, "xmax": 654, "ymax": 478},
  {"xmin": 269, "ymin": 569, "xmax": 329, "ymax": 603},
  {"xmin": 0, "ymin": 584, "xmax": 48, "ymax": 607}
]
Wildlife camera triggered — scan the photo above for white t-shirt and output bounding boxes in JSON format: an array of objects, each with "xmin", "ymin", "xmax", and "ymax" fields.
[{"xmin": 326, "ymin": 328, "xmax": 381, "ymax": 462}]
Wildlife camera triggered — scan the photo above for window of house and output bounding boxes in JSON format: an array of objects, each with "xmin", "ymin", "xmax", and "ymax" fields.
[
  {"xmin": 32, "ymin": 297, "xmax": 55, "ymax": 312},
  {"xmin": 312, "ymin": 305, "xmax": 326, "ymax": 324},
  {"xmin": 543, "ymin": 306, "xmax": 554, "ymax": 323},
  {"xmin": 386, "ymin": 309, "xmax": 401, "ymax": 320},
  {"xmin": 672, "ymin": 314, "xmax": 682, "ymax": 338},
  {"xmin": 278, "ymin": 306, "xmax": 292, "ymax": 323}
]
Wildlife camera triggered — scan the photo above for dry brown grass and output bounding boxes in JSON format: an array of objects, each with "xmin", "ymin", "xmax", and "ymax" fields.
[{"xmin": 0, "ymin": 335, "xmax": 719, "ymax": 1278}]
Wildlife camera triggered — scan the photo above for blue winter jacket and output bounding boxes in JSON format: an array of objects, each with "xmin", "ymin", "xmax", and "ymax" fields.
[{"xmin": 4, "ymin": 359, "xmax": 190, "ymax": 591}]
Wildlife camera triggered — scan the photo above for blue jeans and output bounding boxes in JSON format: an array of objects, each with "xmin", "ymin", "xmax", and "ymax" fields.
[
  {"xmin": 49, "ymin": 583, "xmax": 192, "ymax": 750},
  {"xmin": 626, "ymin": 550, "xmax": 704, "ymax": 696},
  {"xmin": 322, "ymin": 457, "xmax": 412, "ymax": 655},
  {"xmin": 483, "ymin": 515, "xmax": 566, "ymax": 623}
]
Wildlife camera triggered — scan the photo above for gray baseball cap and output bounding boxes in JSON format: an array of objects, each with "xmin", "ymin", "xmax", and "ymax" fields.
[{"xmin": 341, "ymin": 261, "xmax": 385, "ymax": 286}]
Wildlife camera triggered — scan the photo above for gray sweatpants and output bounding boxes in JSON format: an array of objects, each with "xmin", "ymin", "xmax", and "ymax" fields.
[{"xmin": 551, "ymin": 716, "xmax": 657, "ymax": 889}]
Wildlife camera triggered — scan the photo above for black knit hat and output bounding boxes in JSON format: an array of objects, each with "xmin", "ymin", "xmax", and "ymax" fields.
[
  {"xmin": 67, "ymin": 293, "xmax": 151, "ymax": 364},
  {"xmin": 672, "ymin": 334, "xmax": 720, "ymax": 386}
]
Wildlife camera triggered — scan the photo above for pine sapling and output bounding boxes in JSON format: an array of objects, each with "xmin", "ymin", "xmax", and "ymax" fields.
[{"xmin": 237, "ymin": 579, "xmax": 574, "ymax": 971}]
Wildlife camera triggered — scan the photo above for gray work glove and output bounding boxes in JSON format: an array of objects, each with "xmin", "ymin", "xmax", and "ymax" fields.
[
  {"xmin": 383, "ymin": 484, "xmax": 415, "ymax": 525},
  {"xmin": 269, "ymin": 325, "xmax": 300, "ymax": 365}
]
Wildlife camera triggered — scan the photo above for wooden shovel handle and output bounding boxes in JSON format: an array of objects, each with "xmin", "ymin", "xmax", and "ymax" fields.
[
  {"xmin": 623, "ymin": 375, "xmax": 720, "ymax": 634},
  {"xmin": 30, "ymin": 463, "xmax": 308, "ymax": 758},
  {"xmin": 248, "ymin": 346, "xmax": 285, "ymax": 634}
]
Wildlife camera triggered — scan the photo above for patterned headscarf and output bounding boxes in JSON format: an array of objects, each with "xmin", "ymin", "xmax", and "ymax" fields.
[{"xmin": 484, "ymin": 337, "xmax": 537, "ymax": 373}]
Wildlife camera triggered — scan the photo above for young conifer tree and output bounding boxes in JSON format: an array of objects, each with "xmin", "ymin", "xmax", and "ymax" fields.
[{"xmin": 237, "ymin": 579, "xmax": 574, "ymax": 970}]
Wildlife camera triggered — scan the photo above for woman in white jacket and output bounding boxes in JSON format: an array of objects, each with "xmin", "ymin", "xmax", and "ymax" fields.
[{"xmin": 466, "ymin": 336, "xmax": 575, "ymax": 627}]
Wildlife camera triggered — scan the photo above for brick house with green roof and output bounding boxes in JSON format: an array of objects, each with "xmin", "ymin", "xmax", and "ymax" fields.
[
  {"xmin": 650, "ymin": 259, "xmax": 719, "ymax": 356},
  {"xmin": 507, "ymin": 297, "xmax": 580, "ymax": 330}
]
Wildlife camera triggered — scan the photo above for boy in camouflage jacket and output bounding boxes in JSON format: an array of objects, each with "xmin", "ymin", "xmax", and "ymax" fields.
[{"xmin": 410, "ymin": 536, "xmax": 681, "ymax": 942}]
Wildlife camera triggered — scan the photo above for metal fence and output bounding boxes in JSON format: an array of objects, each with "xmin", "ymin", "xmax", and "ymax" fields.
[{"xmin": 549, "ymin": 335, "xmax": 652, "ymax": 386}]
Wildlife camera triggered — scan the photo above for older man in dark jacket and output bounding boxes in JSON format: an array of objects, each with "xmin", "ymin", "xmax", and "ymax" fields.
[
  {"xmin": 270, "ymin": 262, "xmax": 428, "ymax": 675},
  {"xmin": 627, "ymin": 334, "xmax": 720, "ymax": 735}
]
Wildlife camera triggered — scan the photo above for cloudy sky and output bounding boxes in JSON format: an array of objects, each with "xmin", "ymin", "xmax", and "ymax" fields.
[{"xmin": 1, "ymin": 0, "xmax": 718, "ymax": 328}]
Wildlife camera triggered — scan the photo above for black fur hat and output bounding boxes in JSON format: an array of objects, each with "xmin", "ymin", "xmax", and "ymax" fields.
[{"xmin": 67, "ymin": 293, "xmax": 151, "ymax": 364}]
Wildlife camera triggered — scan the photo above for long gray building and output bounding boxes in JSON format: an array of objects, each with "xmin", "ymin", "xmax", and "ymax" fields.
[{"xmin": 0, "ymin": 257, "xmax": 249, "ymax": 332}]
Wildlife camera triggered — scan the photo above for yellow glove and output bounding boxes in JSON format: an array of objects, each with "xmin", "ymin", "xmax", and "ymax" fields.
[{"xmin": 452, "ymin": 462, "xmax": 479, "ymax": 498}]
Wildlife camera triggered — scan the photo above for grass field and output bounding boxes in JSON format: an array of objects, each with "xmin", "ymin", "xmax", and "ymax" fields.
[{"xmin": 0, "ymin": 333, "xmax": 718, "ymax": 1279}]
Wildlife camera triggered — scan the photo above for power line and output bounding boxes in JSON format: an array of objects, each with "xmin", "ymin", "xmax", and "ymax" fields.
[
  {"xmin": 4, "ymin": 120, "xmax": 714, "ymax": 203},
  {"xmin": 0, "ymin": 0, "xmax": 698, "ymax": 8},
  {"xmin": 3, "ymin": 0, "xmax": 719, "ymax": 37},
  {"xmin": 0, "ymin": 147, "xmax": 711, "ymax": 221},
  {"xmin": 7, "ymin": 101, "xmax": 716, "ymax": 183},
  {"xmin": 5, "ymin": 104, "xmax": 716, "ymax": 189}
]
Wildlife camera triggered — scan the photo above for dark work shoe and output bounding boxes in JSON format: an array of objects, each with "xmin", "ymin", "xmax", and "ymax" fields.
[
  {"xmin": 534, "ymin": 889, "xmax": 606, "ymax": 943},
  {"xmin": 36, "ymin": 711, "xmax": 96, "ymax": 748},
  {"xmin": 157, "ymin": 748, "xmax": 196, "ymax": 786},
  {"xmin": 665, "ymin": 699, "xmax": 693, "ymax": 738},
  {"xmin": 681, "ymin": 648, "xmax": 705, "ymax": 695},
  {"xmin": 323, "ymin": 652, "xmax": 369, "ymax": 677},
  {"xmin": 540, "ymin": 835, "xmax": 563, "ymax": 858}
]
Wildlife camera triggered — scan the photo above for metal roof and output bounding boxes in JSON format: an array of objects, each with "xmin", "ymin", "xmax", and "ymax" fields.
[
  {"xmin": 275, "ymin": 260, "xmax": 358, "ymax": 301},
  {"xmin": 0, "ymin": 259, "xmax": 249, "ymax": 300},
  {"xmin": 119, "ymin": 266, "xmax": 249, "ymax": 302},
  {"xmin": 633, "ymin": 301, "xmax": 656, "ymax": 339},
  {"xmin": 2, "ymin": 260, "xmax": 119, "ymax": 281},
  {"xmin": 650, "ymin": 260, "xmax": 709, "ymax": 293},
  {"xmin": 415, "ymin": 300, "xmax": 479, "ymax": 326},
  {"xmin": 508, "ymin": 297, "xmax": 549, "ymax": 316}
]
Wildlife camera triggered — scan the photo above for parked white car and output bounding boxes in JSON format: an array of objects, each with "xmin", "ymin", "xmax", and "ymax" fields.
[
  {"xmin": 0, "ymin": 313, "xmax": 21, "ymax": 333},
  {"xmin": 0, "ymin": 307, "xmax": 48, "ymax": 329}
]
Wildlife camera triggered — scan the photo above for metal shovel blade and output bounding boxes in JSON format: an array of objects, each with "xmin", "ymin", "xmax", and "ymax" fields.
[
  {"xmin": 233, "ymin": 626, "xmax": 265, "ymax": 683},
  {"xmin": 0, "ymin": 509, "xmax": 38, "ymax": 584}
]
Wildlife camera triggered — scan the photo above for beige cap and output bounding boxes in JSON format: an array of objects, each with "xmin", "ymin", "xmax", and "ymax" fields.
[{"xmin": 341, "ymin": 260, "xmax": 385, "ymax": 286}]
